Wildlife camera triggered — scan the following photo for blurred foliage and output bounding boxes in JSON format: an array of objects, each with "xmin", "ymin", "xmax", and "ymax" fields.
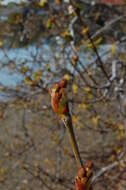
[{"xmin": 0, "ymin": 0, "xmax": 126, "ymax": 190}]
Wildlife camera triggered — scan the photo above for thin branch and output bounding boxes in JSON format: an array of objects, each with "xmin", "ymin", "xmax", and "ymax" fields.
[
  {"xmin": 69, "ymin": 1, "xmax": 110, "ymax": 80},
  {"xmin": 92, "ymin": 151, "xmax": 126, "ymax": 184},
  {"xmin": 91, "ymin": 16, "xmax": 124, "ymax": 40},
  {"xmin": 62, "ymin": 114, "xmax": 83, "ymax": 168},
  {"xmin": 23, "ymin": 165, "xmax": 53, "ymax": 190}
]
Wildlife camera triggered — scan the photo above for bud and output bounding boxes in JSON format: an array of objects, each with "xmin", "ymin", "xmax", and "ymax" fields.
[
  {"xmin": 75, "ymin": 161, "xmax": 93, "ymax": 190},
  {"xmin": 49, "ymin": 78, "xmax": 69, "ymax": 116}
]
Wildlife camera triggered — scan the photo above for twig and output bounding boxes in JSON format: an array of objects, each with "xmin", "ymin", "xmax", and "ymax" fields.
[
  {"xmin": 91, "ymin": 16, "xmax": 124, "ymax": 40},
  {"xmin": 69, "ymin": 1, "xmax": 110, "ymax": 80},
  {"xmin": 92, "ymin": 161, "xmax": 118, "ymax": 184},
  {"xmin": 69, "ymin": 16, "xmax": 78, "ymax": 39},
  {"xmin": 23, "ymin": 165, "xmax": 53, "ymax": 190},
  {"xmin": 91, "ymin": 151, "xmax": 125, "ymax": 184},
  {"xmin": 62, "ymin": 114, "xmax": 83, "ymax": 168}
]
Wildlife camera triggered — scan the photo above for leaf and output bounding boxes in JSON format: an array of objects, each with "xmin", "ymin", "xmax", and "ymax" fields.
[
  {"xmin": 118, "ymin": 124, "xmax": 124, "ymax": 130},
  {"xmin": 72, "ymin": 115, "xmax": 79, "ymax": 124},
  {"xmin": 109, "ymin": 154, "xmax": 115, "ymax": 162},
  {"xmin": 111, "ymin": 43, "xmax": 116, "ymax": 56},
  {"xmin": 92, "ymin": 116, "xmax": 100, "ymax": 128},
  {"xmin": 39, "ymin": 0, "xmax": 47, "ymax": 7},
  {"xmin": 87, "ymin": 37, "xmax": 103, "ymax": 48},
  {"xmin": 33, "ymin": 70, "xmax": 42, "ymax": 82},
  {"xmin": 24, "ymin": 76, "xmax": 32, "ymax": 85},
  {"xmin": 64, "ymin": 74, "xmax": 71, "ymax": 80},
  {"xmin": 72, "ymin": 55, "xmax": 78, "ymax": 65},
  {"xmin": 84, "ymin": 87, "xmax": 91, "ymax": 93},
  {"xmin": 72, "ymin": 83, "xmax": 78, "ymax": 94},
  {"xmin": 82, "ymin": 26, "xmax": 89, "ymax": 35},
  {"xmin": 21, "ymin": 66, "xmax": 29, "ymax": 74},
  {"xmin": 115, "ymin": 147, "xmax": 122, "ymax": 155},
  {"xmin": 55, "ymin": 0, "xmax": 62, "ymax": 4},
  {"xmin": 62, "ymin": 31, "xmax": 73, "ymax": 41},
  {"xmin": 0, "ymin": 40, "xmax": 3, "ymax": 47},
  {"xmin": 116, "ymin": 124, "xmax": 124, "ymax": 140},
  {"xmin": 0, "ymin": 167, "xmax": 7, "ymax": 183},
  {"xmin": 46, "ymin": 19, "xmax": 53, "ymax": 29}
]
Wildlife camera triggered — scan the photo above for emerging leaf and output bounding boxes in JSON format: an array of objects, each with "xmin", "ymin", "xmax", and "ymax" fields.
[{"xmin": 72, "ymin": 83, "xmax": 78, "ymax": 94}]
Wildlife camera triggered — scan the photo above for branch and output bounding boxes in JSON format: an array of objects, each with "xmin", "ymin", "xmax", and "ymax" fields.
[
  {"xmin": 91, "ymin": 151, "xmax": 125, "ymax": 184},
  {"xmin": 69, "ymin": 1, "xmax": 110, "ymax": 80},
  {"xmin": 91, "ymin": 16, "xmax": 124, "ymax": 40},
  {"xmin": 62, "ymin": 114, "xmax": 83, "ymax": 168}
]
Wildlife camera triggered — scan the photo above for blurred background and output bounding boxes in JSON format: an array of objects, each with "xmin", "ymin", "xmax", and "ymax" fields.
[{"xmin": 0, "ymin": 0, "xmax": 126, "ymax": 189}]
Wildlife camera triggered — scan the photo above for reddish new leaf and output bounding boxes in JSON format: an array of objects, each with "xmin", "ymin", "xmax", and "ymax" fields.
[
  {"xmin": 75, "ymin": 161, "xmax": 93, "ymax": 190},
  {"xmin": 49, "ymin": 78, "xmax": 69, "ymax": 116}
]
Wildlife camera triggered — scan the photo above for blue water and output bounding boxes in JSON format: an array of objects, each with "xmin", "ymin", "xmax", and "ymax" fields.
[
  {"xmin": 1, "ymin": 0, "xmax": 27, "ymax": 5},
  {"xmin": 0, "ymin": 44, "xmax": 112, "ymax": 86},
  {"xmin": 0, "ymin": 37, "xmax": 112, "ymax": 101},
  {"xmin": 0, "ymin": 41, "xmax": 53, "ymax": 86}
]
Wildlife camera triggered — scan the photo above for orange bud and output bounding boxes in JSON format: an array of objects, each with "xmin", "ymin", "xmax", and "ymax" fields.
[
  {"xmin": 75, "ymin": 161, "xmax": 93, "ymax": 190},
  {"xmin": 49, "ymin": 78, "xmax": 68, "ymax": 116}
]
